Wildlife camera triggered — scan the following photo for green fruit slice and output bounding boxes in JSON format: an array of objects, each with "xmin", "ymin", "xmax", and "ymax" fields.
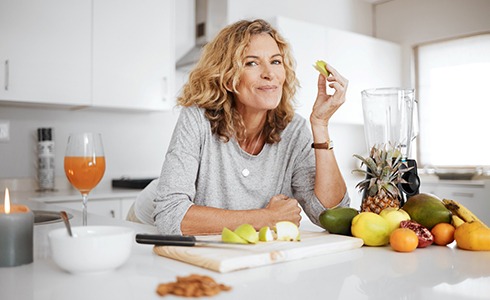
[
  {"xmin": 221, "ymin": 227, "xmax": 248, "ymax": 244},
  {"xmin": 234, "ymin": 224, "xmax": 258, "ymax": 244},
  {"xmin": 313, "ymin": 60, "xmax": 330, "ymax": 77},
  {"xmin": 274, "ymin": 221, "xmax": 300, "ymax": 241},
  {"xmin": 258, "ymin": 226, "xmax": 274, "ymax": 242}
]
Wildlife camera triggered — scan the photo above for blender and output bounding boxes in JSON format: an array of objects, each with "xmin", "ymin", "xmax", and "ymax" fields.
[{"xmin": 361, "ymin": 88, "xmax": 420, "ymax": 205}]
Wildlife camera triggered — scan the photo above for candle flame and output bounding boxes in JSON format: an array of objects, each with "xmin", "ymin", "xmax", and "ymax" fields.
[{"xmin": 4, "ymin": 188, "xmax": 10, "ymax": 214}]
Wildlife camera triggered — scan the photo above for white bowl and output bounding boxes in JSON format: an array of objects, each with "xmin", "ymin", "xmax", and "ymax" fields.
[{"xmin": 48, "ymin": 226, "xmax": 134, "ymax": 274}]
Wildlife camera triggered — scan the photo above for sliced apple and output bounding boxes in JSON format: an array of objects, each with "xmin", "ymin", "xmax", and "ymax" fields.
[
  {"xmin": 234, "ymin": 224, "xmax": 258, "ymax": 244},
  {"xmin": 221, "ymin": 227, "xmax": 248, "ymax": 244},
  {"xmin": 258, "ymin": 226, "xmax": 274, "ymax": 242},
  {"xmin": 313, "ymin": 60, "xmax": 330, "ymax": 77},
  {"xmin": 274, "ymin": 221, "xmax": 300, "ymax": 241}
]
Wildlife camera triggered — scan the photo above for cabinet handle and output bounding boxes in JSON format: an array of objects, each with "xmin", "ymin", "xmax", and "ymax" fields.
[
  {"xmin": 4, "ymin": 60, "xmax": 8, "ymax": 91},
  {"xmin": 110, "ymin": 210, "xmax": 115, "ymax": 218},
  {"xmin": 452, "ymin": 192, "xmax": 474, "ymax": 198}
]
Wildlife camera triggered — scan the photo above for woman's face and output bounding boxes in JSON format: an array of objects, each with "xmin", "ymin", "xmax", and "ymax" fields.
[{"xmin": 235, "ymin": 33, "xmax": 286, "ymax": 114}]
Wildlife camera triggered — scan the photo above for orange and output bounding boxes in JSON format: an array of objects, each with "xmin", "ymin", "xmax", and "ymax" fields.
[
  {"xmin": 390, "ymin": 228, "xmax": 419, "ymax": 252},
  {"xmin": 431, "ymin": 223, "xmax": 455, "ymax": 246}
]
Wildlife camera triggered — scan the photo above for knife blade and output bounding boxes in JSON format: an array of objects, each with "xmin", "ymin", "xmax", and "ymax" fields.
[{"xmin": 135, "ymin": 234, "xmax": 250, "ymax": 247}]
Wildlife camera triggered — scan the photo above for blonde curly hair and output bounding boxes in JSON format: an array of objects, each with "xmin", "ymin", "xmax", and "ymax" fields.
[{"xmin": 177, "ymin": 19, "xmax": 299, "ymax": 143}]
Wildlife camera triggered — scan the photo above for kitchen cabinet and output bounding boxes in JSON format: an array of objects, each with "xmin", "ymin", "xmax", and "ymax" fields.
[
  {"xmin": 0, "ymin": 0, "xmax": 91, "ymax": 106},
  {"xmin": 0, "ymin": 0, "xmax": 175, "ymax": 111},
  {"xmin": 46, "ymin": 197, "xmax": 136, "ymax": 220},
  {"xmin": 273, "ymin": 16, "xmax": 402, "ymax": 124},
  {"xmin": 420, "ymin": 180, "xmax": 490, "ymax": 225},
  {"xmin": 92, "ymin": 0, "xmax": 175, "ymax": 111}
]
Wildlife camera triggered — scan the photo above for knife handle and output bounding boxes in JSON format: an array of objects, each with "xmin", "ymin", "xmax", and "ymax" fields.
[{"xmin": 135, "ymin": 234, "xmax": 197, "ymax": 247}]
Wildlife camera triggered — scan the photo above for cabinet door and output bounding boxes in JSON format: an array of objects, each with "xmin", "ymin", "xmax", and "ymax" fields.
[
  {"xmin": 274, "ymin": 16, "xmax": 402, "ymax": 124},
  {"xmin": 50, "ymin": 199, "xmax": 122, "ymax": 219},
  {"xmin": 0, "ymin": 0, "xmax": 91, "ymax": 106},
  {"xmin": 92, "ymin": 0, "xmax": 175, "ymax": 111}
]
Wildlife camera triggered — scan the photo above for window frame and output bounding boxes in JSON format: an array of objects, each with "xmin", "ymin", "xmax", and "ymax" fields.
[{"xmin": 413, "ymin": 31, "xmax": 490, "ymax": 171}]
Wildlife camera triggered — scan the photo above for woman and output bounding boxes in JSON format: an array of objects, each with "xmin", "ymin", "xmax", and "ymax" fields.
[{"xmin": 134, "ymin": 19, "xmax": 350, "ymax": 235}]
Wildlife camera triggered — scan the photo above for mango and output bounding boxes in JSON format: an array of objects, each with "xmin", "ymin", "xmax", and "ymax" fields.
[
  {"xmin": 401, "ymin": 193, "xmax": 452, "ymax": 230},
  {"xmin": 319, "ymin": 207, "xmax": 359, "ymax": 236}
]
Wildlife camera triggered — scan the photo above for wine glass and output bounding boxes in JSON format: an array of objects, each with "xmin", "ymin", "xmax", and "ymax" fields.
[{"xmin": 64, "ymin": 133, "xmax": 106, "ymax": 226}]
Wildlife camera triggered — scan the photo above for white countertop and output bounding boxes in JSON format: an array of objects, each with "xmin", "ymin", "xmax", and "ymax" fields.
[{"xmin": 1, "ymin": 199, "xmax": 490, "ymax": 300}]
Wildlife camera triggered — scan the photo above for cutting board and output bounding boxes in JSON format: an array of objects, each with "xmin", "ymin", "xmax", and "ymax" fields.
[{"xmin": 153, "ymin": 231, "xmax": 363, "ymax": 273}]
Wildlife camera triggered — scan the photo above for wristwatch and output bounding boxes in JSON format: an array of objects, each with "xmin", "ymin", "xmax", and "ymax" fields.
[{"xmin": 311, "ymin": 140, "xmax": 334, "ymax": 150}]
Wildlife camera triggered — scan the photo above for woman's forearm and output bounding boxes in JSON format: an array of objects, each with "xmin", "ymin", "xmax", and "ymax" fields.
[
  {"xmin": 180, "ymin": 205, "xmax": 270, "ymax": 235},
  {"xmin": 180, "ymin": 195, "xmax": 302, "ymax": 235},
  {"xmin": 310, "ymin": 123, "xmax": 347, "ymax": 208}
]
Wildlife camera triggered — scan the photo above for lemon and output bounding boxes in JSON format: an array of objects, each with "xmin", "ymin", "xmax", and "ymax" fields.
[{"xmin": 351, "ymin": 212, "xmax": 391, "ymax": 246}]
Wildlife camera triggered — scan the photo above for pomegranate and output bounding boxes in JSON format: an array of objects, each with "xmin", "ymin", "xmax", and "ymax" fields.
[{"xmin": 400, "ymin": 220, "xmax": 434, "ymax": 248}]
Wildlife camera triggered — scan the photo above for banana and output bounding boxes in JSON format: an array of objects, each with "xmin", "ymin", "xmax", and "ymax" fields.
[
  {"xmin": 451, "ymin": 215, "xmax": 465, "ymax": 228},
  {"xmin": 442, "ymin": 199, "xmax": 488, "ymax": 228}
]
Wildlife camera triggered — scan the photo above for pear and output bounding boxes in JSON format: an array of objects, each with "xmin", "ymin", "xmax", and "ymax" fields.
[
  {"xmin": 258, "ymin": 226, "xmax": 274, "ymax": 242},
  {"xmin": 234, "ymin": 223, "xmax": 259, "ymax": 244},
  {"xmin": 221, "ymin": 227, "xmax": 248, "ymax": 244},
  {"xmin": 274, "ymin": 221, "xmax": 300, "ymax": 241},
  {"xmin": 313, "ymin": 60, "xmax": 330, "ymax": 77}
]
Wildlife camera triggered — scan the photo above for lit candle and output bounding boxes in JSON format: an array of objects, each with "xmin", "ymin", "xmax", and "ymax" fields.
[{"xmin": 0, "ymin": 188, "xmax": 34, "ymax": 267}]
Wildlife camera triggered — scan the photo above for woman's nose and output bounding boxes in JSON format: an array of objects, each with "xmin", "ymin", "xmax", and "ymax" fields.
[{"xmin": 261, "ymin": 66, "xmax": 274, "ymax": 80}]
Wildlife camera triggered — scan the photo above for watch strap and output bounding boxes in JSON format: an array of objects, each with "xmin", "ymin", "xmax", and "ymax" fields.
[{"xmin": 311, "ymin": 140, "xmax": 334, "ymax": 150}]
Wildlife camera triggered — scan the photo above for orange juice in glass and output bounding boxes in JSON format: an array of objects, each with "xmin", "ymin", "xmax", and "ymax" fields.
[{"xmin": 64, "ymin": 133, "xmax": 105, "ymax": 226}]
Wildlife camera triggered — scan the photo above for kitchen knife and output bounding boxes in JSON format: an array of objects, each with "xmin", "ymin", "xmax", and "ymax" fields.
[{"xmin": 135, "ymin": 234, "xmax": 251, "ymax": 247}]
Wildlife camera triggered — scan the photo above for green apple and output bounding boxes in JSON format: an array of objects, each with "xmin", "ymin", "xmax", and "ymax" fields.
[
  {"xmin": 379, "ymin": 207, "xmax": 411, "ymax": 234},
  {"xmin": 221, "ymin": 227, "xmax": 248, "ymax": 244},
  {"xmin": 234, "ymin": 223, "xmax": 259, "ymax": 244},
  {"xmin": 274, "ymin": 221, "xmax": 300, "ymax": 241},
  {"xmin": 258, "ymin": 226, "xmax": 274, "ymax": 242},
  {"xmin": 313, "ymin": 60, "xmax": 330, "ymax": 77}
]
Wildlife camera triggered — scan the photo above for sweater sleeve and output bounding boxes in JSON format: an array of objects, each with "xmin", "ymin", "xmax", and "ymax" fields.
[{"xmin": 152, "ymin": 107, "xmax": 204, "ymax": 235}]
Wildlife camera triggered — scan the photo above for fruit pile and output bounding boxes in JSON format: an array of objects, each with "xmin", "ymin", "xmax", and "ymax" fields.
[
  {"xmin": 221, "ymin": 221, "xmax": 300, "ymax": 244},
  {"xmin": 319, "ymin": 193, "xmax": 490, "ymax": 252}
]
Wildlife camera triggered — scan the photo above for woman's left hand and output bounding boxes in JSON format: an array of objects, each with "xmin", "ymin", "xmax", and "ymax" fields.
[{"xmin": 310, "ymin": 64, "xmax": 348, "ymax": 127}]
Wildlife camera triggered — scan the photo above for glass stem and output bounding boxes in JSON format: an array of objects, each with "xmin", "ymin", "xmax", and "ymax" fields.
[{"xmin": 82, "ymin": 193, "xmax": 88, "ymax": 226}]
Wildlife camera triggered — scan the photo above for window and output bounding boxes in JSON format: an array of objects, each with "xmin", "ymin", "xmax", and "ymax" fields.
[{"xmin": 415, "ymin": 33, "xmax": 490, "ymax": 168}]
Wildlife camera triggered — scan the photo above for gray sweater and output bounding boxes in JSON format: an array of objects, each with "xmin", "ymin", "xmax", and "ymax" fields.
[{"xmin": 137, "ymin": 106, "xmax": 349, "ymax": 234}]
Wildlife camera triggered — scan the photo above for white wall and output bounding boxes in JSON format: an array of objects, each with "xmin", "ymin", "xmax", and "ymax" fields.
[
  {"xmin": 0, "ymin": 105, "xmax": 180, "ymax": 188},
  {"xmin": 374, "ymin": 0, "xmax": 490, "ymax": 86}
]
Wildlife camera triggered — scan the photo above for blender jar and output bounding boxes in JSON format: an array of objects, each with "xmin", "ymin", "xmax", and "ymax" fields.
[{"xmin": 361, "ymin": 88, "xmax": 417, "ymax": 159}]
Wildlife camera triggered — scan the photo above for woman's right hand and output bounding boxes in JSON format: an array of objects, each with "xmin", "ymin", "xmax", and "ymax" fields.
[{"xmin": 264, "ymin": 194, "xmax": 301, "ymax": 226}]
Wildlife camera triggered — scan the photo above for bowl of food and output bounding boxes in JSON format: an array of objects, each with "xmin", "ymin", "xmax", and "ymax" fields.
[{"xmin": 48, "ymin": 226, "xmax": 134, "ymax": 274}]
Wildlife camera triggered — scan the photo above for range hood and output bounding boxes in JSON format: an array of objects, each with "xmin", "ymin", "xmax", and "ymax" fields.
[{"xmin": 176, "ymin": 0, "xmax": 228, "ymax": 70}]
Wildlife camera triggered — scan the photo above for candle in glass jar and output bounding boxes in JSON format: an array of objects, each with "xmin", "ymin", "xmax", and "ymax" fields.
[{"xmin": 0, "ymin": 188, "xmax": 34, "ymax": 267}]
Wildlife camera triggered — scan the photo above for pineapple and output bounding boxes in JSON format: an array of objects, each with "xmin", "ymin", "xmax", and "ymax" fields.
[{"xmin": 353, "ymin": 144, "xmax": 412, "ymax": 214}]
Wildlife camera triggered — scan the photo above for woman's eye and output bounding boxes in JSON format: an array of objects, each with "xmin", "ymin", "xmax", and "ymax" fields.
[
  {"xmin": 245, "ymin": 61, "xmax": 258, "ymax": 66},
  {"xmin": 271, "ymin": 59, "xmax": 282, "ymax": 65}
]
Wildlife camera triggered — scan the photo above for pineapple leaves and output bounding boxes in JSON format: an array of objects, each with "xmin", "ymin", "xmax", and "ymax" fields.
[{"xmin": 352, "ymin": 144, "xmax": 414, "ymax": 199}]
